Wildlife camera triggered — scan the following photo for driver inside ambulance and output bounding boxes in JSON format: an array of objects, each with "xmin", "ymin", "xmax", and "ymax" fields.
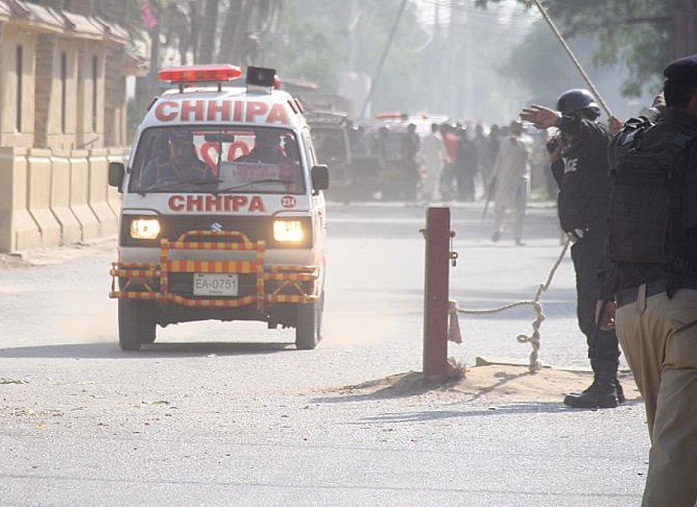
[{"xmin": 141, "ymin": 129, "xmax": 215, "ymax": 188}]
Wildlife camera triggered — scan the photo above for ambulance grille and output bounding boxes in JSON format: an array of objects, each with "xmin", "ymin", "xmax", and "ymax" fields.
[{"xmin": 160, "ymin": 215, "xmax": 269, "ymax": 243}]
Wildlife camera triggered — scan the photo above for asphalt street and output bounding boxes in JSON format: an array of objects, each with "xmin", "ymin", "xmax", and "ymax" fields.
[{"xmin": 0, "ymin": 201, "xmax": 647, "ymax": 506}]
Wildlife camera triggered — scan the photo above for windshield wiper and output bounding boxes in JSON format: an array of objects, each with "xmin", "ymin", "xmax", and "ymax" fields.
[{"xmin": 214, "ymin": 179, "xmax": 296, "ymax": 194}]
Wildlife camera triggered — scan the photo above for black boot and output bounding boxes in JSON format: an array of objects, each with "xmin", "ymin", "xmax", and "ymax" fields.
[
  {"xmin": 614, "ymin": 378, "xmax": 626, "ymax": 404},
  {"xmin": 563, "ymin": 374, "xmax": 623, "ymax": 409}
]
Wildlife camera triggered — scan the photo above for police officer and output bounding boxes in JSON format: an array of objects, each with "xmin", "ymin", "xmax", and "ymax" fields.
[
  {"xmin": 600, "ymin": 56, "xmax": 697, "ymax": 507},
  {"xmin": 520, "ymin": 90, "xmax": 624, "ymax": 409}
]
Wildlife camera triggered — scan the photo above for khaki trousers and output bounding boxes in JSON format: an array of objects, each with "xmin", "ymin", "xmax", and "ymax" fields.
[{"xmin": 615, "ymin": 288, "xmax": 697, "ymax": 507}]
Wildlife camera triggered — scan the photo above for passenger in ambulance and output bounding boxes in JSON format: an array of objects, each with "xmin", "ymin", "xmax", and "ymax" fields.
[
  {"xmin": 234, "ymin": 129, "xmax": 302, "ymax": 191},
  {"xmin": 142, "ymin": 129, "xmax": 215, "ymax": 188},
  {"xmin": 235, "ymin": 129, "xmax": 289, "ymax": 164}
]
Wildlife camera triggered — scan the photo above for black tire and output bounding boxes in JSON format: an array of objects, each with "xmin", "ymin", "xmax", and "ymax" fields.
[
  {"xmin": 295, "ymin": 293, "xmax": 323, "ymax": 350},
  {"xmin": 118, "ymin": 299, "xmax": 156, "ymax": 351}
]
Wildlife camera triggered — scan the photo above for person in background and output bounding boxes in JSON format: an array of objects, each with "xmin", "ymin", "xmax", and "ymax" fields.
[
  {"xmin": 521, "ymin": 89, "xmax": 624, "ymax": 409},
  {"xmin": 473, "ymin": 123, "xmax": 491, "ymax": 199},
  {"xmin": 455, "ymin": 124, "xmax": 478, "ymax": 202},
  {"xmin": 488, "ymin": 120, "xmax": 530, "ymax": 246},
  {"xmin": 487, "ymin": 124, "xmax": 501, "ymax": 182},
  {"xmin": 420, "ymin": 123, "xmax": 445, "ymax": 201},
  {"xmin": 401, "ymin": 123, "xmax": 421, "ymax": 201},
  {"xmin": 439, "ymin": 122, "xmax": 459, "ymax": 200}
]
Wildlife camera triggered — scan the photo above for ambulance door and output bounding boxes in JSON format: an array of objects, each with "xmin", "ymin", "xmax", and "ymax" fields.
[{"xmin": 302, "ymin": 128, "xmax": 326, "ymax": 257}]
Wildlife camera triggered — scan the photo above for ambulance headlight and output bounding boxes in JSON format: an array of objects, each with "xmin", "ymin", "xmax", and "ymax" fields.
[
  {"xmin": 130, "ymin": 218, "xmax": 161, "ymax": 240},
  {"xmin": 273, "ymin": 220, "xmax": 305, "ymax": 243}
]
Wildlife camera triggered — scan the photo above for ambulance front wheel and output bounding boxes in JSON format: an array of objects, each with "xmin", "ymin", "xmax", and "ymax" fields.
[
  {"xmin": 295, "ymin": 294, "xmax": 323, "ymax": 350},
  {"xmin": 118, "ymin": 299, "xmax": 156, "ymax": 351}
]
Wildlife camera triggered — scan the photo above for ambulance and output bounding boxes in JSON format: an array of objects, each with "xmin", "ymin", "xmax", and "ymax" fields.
[{"xmin": 108, "ymin": 65, "xmax": 328, "ymax": 351}]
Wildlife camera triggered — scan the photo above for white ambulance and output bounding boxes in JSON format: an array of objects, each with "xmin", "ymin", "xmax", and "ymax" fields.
[{"xmin": 108, "ymin": 65, "xmax": 328, "ymax": 351}]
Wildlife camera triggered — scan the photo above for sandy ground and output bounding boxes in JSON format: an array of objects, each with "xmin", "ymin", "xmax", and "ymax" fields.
[{"xmin": 334, "ymin": 359, "xmax": 641, "ymax": 406}]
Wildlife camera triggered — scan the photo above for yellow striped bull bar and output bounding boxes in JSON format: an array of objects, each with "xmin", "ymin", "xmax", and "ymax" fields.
[{"xmin": 110, "ymin": 230, "xmax": 318, "ymax": 309}]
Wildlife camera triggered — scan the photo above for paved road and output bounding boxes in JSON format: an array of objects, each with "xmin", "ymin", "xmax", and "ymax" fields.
[{"xmin": 0, "ymin": 201, "xmax": 647, "ymax": 506}]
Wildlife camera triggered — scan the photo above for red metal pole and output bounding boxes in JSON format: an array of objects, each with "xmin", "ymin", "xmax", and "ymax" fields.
[{"xmin": 423, "ymin": 207, "xmax": 450, "ymax": 382}]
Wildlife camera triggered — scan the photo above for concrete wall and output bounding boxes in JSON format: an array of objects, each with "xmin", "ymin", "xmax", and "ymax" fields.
[
  {"xmin": 0, "ymin": 147, "xmax": 41, "ymax": 251},
  {"xmin": 0, "ymin": 147, "xmax": 125, "ymax": 252}
]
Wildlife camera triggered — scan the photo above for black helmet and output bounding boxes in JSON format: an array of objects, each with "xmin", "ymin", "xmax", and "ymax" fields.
[{"xmin": 556, "ymin": 89, "xmax": 600, "ymax": 118}]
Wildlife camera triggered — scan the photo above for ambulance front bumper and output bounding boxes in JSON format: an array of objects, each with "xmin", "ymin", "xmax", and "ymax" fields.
[{"xmin": 110, "ymin": 230, "xmax": 318, "ymax": 310}]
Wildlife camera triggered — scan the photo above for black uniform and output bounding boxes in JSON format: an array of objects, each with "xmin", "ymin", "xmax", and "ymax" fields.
[{"xmin": 551, "ymin": 114, "xmax": 622, "ymax": 396}]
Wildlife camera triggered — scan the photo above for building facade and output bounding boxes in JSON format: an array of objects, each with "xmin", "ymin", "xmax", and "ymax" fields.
[{"xmin": 0, "ymin": 0, "xmax": 146, "ymax": 252}]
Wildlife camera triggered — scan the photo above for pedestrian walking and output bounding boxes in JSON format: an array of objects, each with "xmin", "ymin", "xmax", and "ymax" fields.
[
  {"xmin": 521, "ymin": 89, "xmax": 624, "ymax": 409},
  {"xmin": 489, "ymin": 120, "xmax": 530, "ymax": 246},
  {"xmin": 420, "ymin": 123, "xmax": 445, "ymax": 201},
  {"xmin": 599, "ymin": 56, "xmax": 697, "ymax": 507}
]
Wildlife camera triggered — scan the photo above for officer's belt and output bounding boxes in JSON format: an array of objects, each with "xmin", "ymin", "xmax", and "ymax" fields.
[{"xmin": 615, "ymin": 279, "xmax": 697, "ymax": 308}]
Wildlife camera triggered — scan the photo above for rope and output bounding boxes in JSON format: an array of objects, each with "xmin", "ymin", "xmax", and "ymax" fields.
[{"xmin": 450, "ymin": 238, "xmax": 571, "ymax": 372}]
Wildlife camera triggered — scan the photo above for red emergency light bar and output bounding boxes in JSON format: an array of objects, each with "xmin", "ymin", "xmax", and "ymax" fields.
[{"xmin": 158, "ymin": 65, "xmax": 243, "ymax": 84}]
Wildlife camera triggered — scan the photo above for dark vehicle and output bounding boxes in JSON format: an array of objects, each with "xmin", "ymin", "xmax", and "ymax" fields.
[
  {"xmin": 360, "ymin": 122, "xmax": 420, "ymax": 201},
  {"xmin": 306, "ymin": 111, "xmax": 354, "ymax": 203}
]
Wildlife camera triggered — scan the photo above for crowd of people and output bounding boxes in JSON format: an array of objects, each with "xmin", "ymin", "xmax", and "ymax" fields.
[{"xmin": 410, "ymin": 118, "xmax": 556, "ymax": 245}]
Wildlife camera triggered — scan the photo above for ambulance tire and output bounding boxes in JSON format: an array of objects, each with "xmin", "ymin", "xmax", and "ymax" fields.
[
  {"xmin": 295, "ymin": 295, "xmax": 323, "ymax": 350},
  {"xmin": 118, "ymin": 299, "xmax": 156, "ymax": 351}
]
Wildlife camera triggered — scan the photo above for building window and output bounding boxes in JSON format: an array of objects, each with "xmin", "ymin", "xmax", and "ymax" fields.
[
  {"xmin": 60, "ymin": 51, "xmax": 67, "ymax": 134},
  {"xmin": 92, "ymin": 56, "xmax": 98, "ymax": 132},
  {"xmin": 16, "ymin": 45, "xmax": 23, "ymax": 132}
]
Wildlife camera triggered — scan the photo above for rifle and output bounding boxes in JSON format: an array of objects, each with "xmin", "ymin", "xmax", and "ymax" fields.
[
  {"xmin": 480, "ymin": 178, "xmax": 496, "ymax": 223},
  {"xmin": 590, "ymin": 264, "xmax": 617, "ymax": 359}
]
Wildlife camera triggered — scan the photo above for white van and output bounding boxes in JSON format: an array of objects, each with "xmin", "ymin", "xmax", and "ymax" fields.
[{"xmin": 108, "ymin": 65, "xmax": 328, "ymax": 351}]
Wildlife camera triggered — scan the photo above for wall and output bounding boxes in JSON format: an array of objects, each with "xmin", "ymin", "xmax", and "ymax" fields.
[{"xmin": 0, "ymin": 147, "xmax": 128, "ymax": 252}]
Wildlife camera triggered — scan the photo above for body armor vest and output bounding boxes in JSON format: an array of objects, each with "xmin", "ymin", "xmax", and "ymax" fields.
[{"xmin": 609, "ymin": 118, "xmax": 697, "ymax": 271}]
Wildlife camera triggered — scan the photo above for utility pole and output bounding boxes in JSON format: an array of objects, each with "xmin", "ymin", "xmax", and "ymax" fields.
[
  {"xmin": 674, "ymin": 0, "xmax": 696, "ymax": 58},
  {"xmin": 359, "ymin": 0, "xmax": 408, "ymax": 118},
  {"xmin": 447, "ymin": 1, "xmax": 457, "ymax": 118},
  {"xmin": 348, "ymin": 0, "xmax": 360, "ymax": 73},
  {"xmin": 432, "ymin": 1, "xmax": 441, "ymax": 113}
]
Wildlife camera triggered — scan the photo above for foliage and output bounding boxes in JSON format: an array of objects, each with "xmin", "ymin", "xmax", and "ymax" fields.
[
  {"xmin": 475, "ymin": 0, "xmax": 682, "ymax": 97},
  {"xmin": 280, "ymin": 0, "xmax": 430, "ymax": 113}
]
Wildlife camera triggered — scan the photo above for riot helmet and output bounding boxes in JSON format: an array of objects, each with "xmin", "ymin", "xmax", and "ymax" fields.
[{"xmin": 556, "ymin": 89, "xmax": 600, "ymax": 119}]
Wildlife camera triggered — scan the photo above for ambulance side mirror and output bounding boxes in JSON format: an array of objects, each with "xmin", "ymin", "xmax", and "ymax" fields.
[
  {"xmin": 311, "ymin": 165, "xmax": 329, "ymax": 192},
  {"xmin": 108, "ymin": 162, "xmax": 125, "ymax": 191}
]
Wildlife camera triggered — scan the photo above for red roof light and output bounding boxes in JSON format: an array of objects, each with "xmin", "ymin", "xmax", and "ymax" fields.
[{"xmin": 158, "ymin": 65, "xmax": 243, "ymax": 84}]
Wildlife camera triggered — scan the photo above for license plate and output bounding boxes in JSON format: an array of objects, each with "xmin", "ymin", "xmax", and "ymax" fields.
[{"xmin": 193, "ymin": 274, "xmax": 238, "ymax": 296}]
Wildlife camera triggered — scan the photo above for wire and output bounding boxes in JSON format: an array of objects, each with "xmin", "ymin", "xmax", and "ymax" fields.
[{"xmin": 419, "ymin": 0, "xmax": 537, "ymax": 21}]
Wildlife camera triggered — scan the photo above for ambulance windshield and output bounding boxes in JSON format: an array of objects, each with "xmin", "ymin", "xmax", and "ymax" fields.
[{"xmin": 129, "ymin": 126, "xmax": 305, "ymax": 194}]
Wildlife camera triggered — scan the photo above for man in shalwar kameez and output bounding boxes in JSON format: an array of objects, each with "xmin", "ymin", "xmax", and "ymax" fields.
[{"xmin": 489, "ymin": 120, "xmax": 531, "ymax": 245}]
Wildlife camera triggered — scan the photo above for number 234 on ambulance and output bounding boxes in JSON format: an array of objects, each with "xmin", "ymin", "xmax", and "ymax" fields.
[{"xmin": 108, "ymin": 65, "xmax": 329, "ymax": 351}]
